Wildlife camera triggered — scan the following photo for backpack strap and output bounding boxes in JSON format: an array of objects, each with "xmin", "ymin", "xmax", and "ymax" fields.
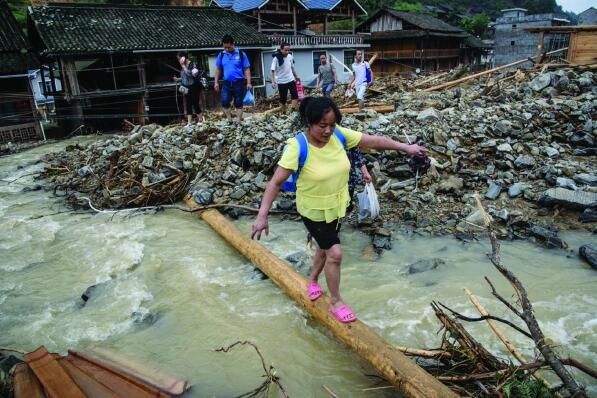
[
  {"xmin": 333, "ymin": 128, "xmax": 347, "ymax": 149},
  {"xmin": 296, "ymin": 132, "xmax": 309, "ymax": 171}
]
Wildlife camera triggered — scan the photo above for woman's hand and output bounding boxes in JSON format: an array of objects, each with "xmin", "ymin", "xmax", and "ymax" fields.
[
  {"xmin": 362, "ymin": 167, "xmax": 372, "ymax": 183},
  {"xmin": 403, "ymin": 143, "xmax": 428, "ymax": 157},
  {"xmin": 251, "ymin": 215, "xmax": 269, "ymax": 240}
]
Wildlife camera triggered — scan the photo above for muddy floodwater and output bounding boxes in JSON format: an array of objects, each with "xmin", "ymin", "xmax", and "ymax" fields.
[{"xmin": 1, "ymin": 138, "xmax": 595, "ymax": 397}]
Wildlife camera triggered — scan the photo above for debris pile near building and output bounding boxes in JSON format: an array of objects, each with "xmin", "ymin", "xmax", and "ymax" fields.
[{"xmin": 41, "ymin": 66, "xmax": 596, "ymax": 247}]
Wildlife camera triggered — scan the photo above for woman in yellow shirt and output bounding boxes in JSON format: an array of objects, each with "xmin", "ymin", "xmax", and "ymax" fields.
[{"xmin": 251, "ymin": 97, "xmax": 427, "ymax": 323}]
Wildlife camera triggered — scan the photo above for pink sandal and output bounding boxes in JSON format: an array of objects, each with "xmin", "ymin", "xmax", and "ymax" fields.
[
  {"xmin": 330, "ymin": 305, "xmax": 357, "ymax": 323},
  {"xmin": 307, "ymin": 282, "xmax": 323, "ymax": 301}
]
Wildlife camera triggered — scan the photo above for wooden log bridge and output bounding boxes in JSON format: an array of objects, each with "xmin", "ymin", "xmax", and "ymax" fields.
[{"xmin": 185, "ymin": 201, "xmax": 457, "ymax": 398}]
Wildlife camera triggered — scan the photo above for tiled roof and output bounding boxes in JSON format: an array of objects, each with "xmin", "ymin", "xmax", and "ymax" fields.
[
  {"xmin": 360, "ymin": 8, "xmax": 465, "ymax": 33},
  {"xmin": 368, "ymin": 29, "xmax": 468, "ymax": 41},
  {"xmin": 28, "ymin": 3, "xmax": 273, "ymax": 56},
  {"xmin": 0, "ymin": 1, "xmax": 37, "ymax": 73},
  {"xmin": 0, "ymin": 1, "xmax": 28, "ymax": 51}
]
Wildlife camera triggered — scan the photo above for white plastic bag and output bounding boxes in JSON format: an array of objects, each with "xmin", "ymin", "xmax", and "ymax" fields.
[{"xmin": 357, "ymin": 183, "xmax": 380, "ymax": 221}]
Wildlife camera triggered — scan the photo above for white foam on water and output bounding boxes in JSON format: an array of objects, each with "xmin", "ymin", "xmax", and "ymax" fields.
[{"xmin": 58, "ymin": 277, "xmax": 153, "ymax": 345}]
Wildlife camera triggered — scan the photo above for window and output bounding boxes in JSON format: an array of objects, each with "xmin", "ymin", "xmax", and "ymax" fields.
[
  {"xmin": 38, "ymin": 81, "xmax": 52, "ymax": 96},
  {"xmin": 344, "ymin": 50, "xmax": 356, "ymax": 70},
  {"xmin": 512, "ymin": 24, "xmax": 517, "ymax": 30},
  {"xmin": 312, "ymin": 51, "xmax": 326, "ymax": 74},
  {"xmin": 511, "ymin": 41, "xmax": 515, "ymax": 46}
]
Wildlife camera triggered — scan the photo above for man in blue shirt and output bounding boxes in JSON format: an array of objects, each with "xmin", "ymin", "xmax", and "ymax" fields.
[{"xmin": 214, "ymin": 34, "xmax": 252, "ymax": 125}]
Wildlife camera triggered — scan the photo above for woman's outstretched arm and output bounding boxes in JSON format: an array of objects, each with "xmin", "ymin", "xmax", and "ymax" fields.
[
  {"xmin": 252, "ymin": 166, "xmax": 293, "ymax": 240},
  {"xmin": 360, "ymin": 133, "xmax": 428, "ymax": 157}
]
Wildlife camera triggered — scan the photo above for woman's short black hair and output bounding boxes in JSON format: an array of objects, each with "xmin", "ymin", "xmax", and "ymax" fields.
[
  {"xmin": 297, "ymin": 96, "xmax": 342, "ymax": 127},
  {"xmin": 177, "ymin": 51, "xmax": 188, "ymax": 58},
  {"xmin": 222, "ymin": 34, "xmax": 234, "ymax": 45}
]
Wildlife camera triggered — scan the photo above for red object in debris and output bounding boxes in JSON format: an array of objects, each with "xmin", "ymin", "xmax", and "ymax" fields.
[{"xmin": 296, "ymin": 79, "xmax": 305, "ymax": 101}]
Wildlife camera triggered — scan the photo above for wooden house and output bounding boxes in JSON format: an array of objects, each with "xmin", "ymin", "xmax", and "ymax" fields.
[
  {"xmin": 525, "ymin": 25, "xmax": 597, "ymax": 66},
  {"xmin": 0, "ymin": 1, "xmax": 43, "ymax": 146},
  {"xmin": 356, "ymin": 8, "xmax": 487, "ymax": 74},
  {"xmin": 27, "ymin": 3, "xmax": 273, "ymax": 131},
  {"xmin": 212, "ymin": 0, "xmax": 369, "ymax": 92}
]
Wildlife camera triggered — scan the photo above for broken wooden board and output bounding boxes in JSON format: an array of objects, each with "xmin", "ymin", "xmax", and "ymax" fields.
[
  {"xmin": 24, "ymin": 346, "xmax": 86, "ymax": 398},
  {"xmin": 13, "ymin": 363, "xmax": 45, "ymax": 398}
]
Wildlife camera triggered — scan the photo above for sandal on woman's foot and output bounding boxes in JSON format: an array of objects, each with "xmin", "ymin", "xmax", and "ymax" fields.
[
  {"xmin": 330, "ymin": 305, "xmax": 357, "ymax": 323},
  {"xmin": 307, "ymin": 282, "xmax": 323, "ymax": 301}
]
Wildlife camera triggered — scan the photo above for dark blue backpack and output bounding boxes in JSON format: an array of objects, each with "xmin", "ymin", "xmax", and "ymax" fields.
[{"xmin": 280, "ymin": 129, "xmax": 347, "ymax": 192}]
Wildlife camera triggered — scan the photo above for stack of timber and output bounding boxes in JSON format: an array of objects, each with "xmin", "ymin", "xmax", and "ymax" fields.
[{"xmin": 13, "ymin": 346, "xmax": 189, "ymax": 398}]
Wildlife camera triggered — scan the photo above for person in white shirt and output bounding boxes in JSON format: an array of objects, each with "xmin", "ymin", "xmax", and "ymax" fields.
[
  {"xmin": 348, "ymin": 50, "xmax": 373, "ymax": 111},
  {"xmin": 270, "ymin": 43, "xmax": 299, "ymax": 112}
]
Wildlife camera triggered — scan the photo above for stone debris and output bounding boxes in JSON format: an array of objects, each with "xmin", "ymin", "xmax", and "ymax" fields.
[{"xmin": 40, "ymin": 66, "xmax": 595, "ymax": 241}]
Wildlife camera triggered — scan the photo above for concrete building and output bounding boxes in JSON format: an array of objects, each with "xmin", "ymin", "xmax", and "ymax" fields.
[
  {"xmin": 493, "ymin": 8, "xmax": 569, "ymax": 67},
  {"xmin": 578, "ymin": 7, "xmax": 597, "ymax": 25},
  {"xmin": 211, "ymin": 0, "xmax": 370, "ymax": 94}
]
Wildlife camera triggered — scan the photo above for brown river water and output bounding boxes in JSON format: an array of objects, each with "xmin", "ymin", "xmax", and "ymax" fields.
[{"xmin": 1, "ymin": 137, "xmax": 595, "ymax": 397}]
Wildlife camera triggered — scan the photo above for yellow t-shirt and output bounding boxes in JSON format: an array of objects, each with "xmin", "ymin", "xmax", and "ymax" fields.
[{"xmin": 278, "ymin": 125, "xmax": 362, "ymax": 222}]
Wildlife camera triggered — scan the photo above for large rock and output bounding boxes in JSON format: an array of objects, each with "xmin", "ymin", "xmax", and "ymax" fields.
[
  {"xmin": 537, "ymin": 188, "xmax": 597, "ymax": 210},
  {"xmin": 485, "ymin": 181, "xmax": 502, "ymax": 200},
  {"xmin": 574, "ymin": 173, "xmax": 597, "ymax": 187},
  {"xmin": 529, "ymin": 73, "xmax": 552, "ymax": 91},
  {"xmin": 579, "ymin": 208, "xmax": 597, "ymax": 223},
  {"xmin": 579, "ymin": 244, "xmax": 597, "ymax": 269},
  {"xmin": 416, "ymin": 108, "xmax": 440, "ymax": 122},
  {"xmin": 528, "ymin": 225, "xmax": 564, "ymax": 249},
  {"xmin": 508, "ymin": 182, "xmax": 528, "ymax": 198},
  {"xmin": 405, "ymin": 258, "xmax": 445, "ymax": 274},
  {"xmin": 437, "ymin": 176, "xmax": 463, "ymax": 193},
  {"xmin": 514, "ymin": 155, "xmax": 536, "ymax": 168}
]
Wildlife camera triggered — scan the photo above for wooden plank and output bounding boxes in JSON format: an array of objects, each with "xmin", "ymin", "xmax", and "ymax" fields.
[
  {"xmin": 67, "ymin": 351, "xmax": 173, "ymax": 398},
  {"xmin": 13, "ymin": 363, "xmax": 45, "ymax": 398},
  {"xmin": 339, "ymin": 104, "xmax": 394, "ymax": 114},
  {"xmin": 185, "ymin": 206, "xmax": 458, "ymax": 398},
  {"xmin": 58, "ymin": 357, "xmax": 120, "ymax": 398},
  {"xmin": 24, "ymin": 346, "xmax": 86, "ymax": 398},
  {"xmin": 535, "ymin": 31, "xmax": 544, "ymax": 64},
  {"xmin": 89, "ymin": 348, "xmax": 188, "ymax": 396},
  {"xmin": 425, "ymin": 47, "xmax": 568, "ymax": 91}
]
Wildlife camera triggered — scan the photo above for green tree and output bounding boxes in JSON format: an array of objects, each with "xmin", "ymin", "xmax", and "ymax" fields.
[
  {"xmin": 460, "ymin": 13, "xmax": 489, "ymax": 38},
  {"xmin": 393, "ymin": 1, "xmax": 425, "ymax": 13}
]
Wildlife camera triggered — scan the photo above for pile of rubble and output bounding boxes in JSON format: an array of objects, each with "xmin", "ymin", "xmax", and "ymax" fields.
[{"xmin": 42, "ymin": 66, "xmax": 596, "ymax": 255}]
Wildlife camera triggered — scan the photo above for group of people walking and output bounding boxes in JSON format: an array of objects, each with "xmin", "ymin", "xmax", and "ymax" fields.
[
  {"xmin": 175, "ymin": 35, "xmax": 374, "ymax": 127},
  {"xmin": 177, "ymin": 35, "xmax": 413, "ymax": 324}
]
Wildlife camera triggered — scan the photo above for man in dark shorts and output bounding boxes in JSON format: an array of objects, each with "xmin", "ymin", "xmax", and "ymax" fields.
[
  {"xmin": 214, "ymin": 34, "xmax": 252, "ymax": 125},
  {"xmin": 270, "ymin": 42, "xmax": 299, "ymax": 112}
]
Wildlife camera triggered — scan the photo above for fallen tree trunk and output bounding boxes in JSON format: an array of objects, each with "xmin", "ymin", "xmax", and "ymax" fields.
[{"xmin": 185, "ymin": 202, "xmax": 457, "ymax": 398}]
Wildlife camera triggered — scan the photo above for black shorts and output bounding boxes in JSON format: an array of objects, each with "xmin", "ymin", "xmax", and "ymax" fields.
[
  {"xmin": 279, "ymin": 80, "xmax": 298, "ymax": 104},
  {"xmin": 302, "ymin": 217, "xmax": 341, "ymax": 250}
]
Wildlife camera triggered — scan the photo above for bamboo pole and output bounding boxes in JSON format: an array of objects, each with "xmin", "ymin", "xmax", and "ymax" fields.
[
  {"xmin": 424, "ymin": 47, "xmax": 569, "ymax": 92},
  {"xmin": 464, "ymin": 288, "xmax": 553, "ymax": 389},
  {"xmin": 187, "ymin": 203, "xmax": 457, "ymax": 398}
]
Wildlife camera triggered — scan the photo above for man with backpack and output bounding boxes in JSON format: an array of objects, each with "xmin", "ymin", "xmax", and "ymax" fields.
[
  {"xmin": 348, "ymin": 50, "xmax": 373, "ymax": 112},
  {"xmin": 173, "ymin": 51, "xmax": 204, "ymax": 130},
  {"xmin": 214, "ymin": 34, "xmax": 252, "ymax": 125},
  {"xmin": 270, "ymin": 42, "xmax": 299, "ymax": 113}
]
